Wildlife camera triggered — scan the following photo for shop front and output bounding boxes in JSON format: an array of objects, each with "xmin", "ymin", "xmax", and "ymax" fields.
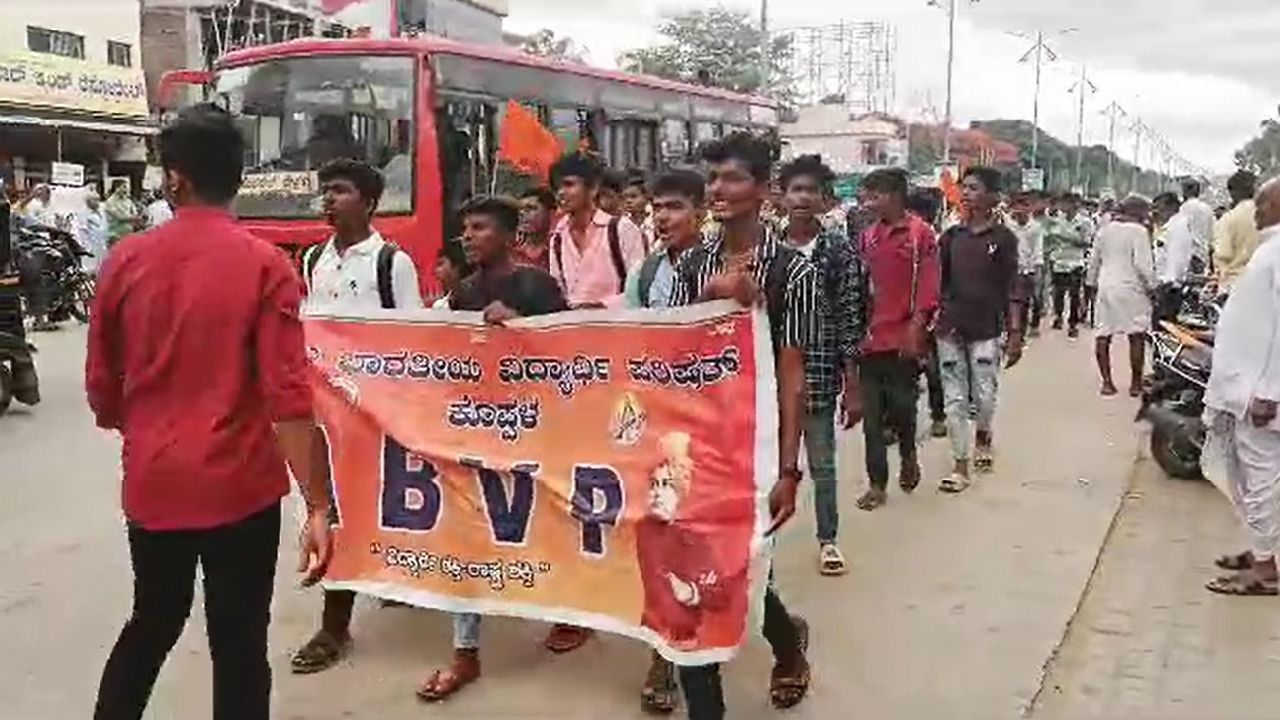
[{"xmin": 0, "ymin": 50, "xmax": 154, "ymax": 198}]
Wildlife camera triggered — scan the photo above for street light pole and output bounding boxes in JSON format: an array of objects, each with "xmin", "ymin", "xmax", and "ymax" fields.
[
  {"xmin": 1070, "ymin": 64, "xmax": 1095, "ymax": 192},
  {"xmin": 1102, "ymin": 101, "xmax": 1124, "ymax": 192},
  {"xmin": 759, "ymin": 0, "xmax": 769, "ymax": 93},
  {"xmin": 1031, "ymin": 34, "xmax": 1042, "ymax": 169},
  {"xmin": 942, "ymin": 0, "xmax": 957, "ymax": 164}
]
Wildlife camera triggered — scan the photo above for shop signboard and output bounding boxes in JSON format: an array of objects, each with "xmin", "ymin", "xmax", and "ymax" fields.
[
  {"xmin": 50, "ymin": 161, "xmax": 85, "ymax": 187},
  {"xmin": 0, "ymin": 51, "xmax": 148, "ymax": 118},
  {"xmin": 1021, "ymin": 168, "xmax": 1045, "ymax": 192}
]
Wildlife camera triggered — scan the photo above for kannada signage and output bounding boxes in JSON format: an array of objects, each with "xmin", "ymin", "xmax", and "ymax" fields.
[
  {"xmin": 305, "ymin": 303, "xmax": 777, "ymax": 665},
  {"xmin": 0, "ymin": 51, "xmax": 148, "ymax": 118},
  {"xmin": 50, "ymin": 161, "xmax": 84, "ymax": 187}
]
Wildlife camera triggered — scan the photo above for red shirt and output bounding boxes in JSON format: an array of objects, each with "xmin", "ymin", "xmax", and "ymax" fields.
[
  {"xmin": 859, "ymin": 213, "xmax": 941, "ymax": 355},
  {"xmin": 86, "ymin": 207, "xmax": 313, "ymax": 531}
]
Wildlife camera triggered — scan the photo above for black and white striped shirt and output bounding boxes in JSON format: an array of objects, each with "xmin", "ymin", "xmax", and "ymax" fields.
[{"xmin": 669, "ymin": 227, "xmax": 823, "ymax": 353}]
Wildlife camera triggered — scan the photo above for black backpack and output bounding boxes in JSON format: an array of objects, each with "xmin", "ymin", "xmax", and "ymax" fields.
[
  {"xmin": 552, "ymin": 216, "xmax": 627, "ymax": 292},
  {"xmin": 302, "ymin": 241, "xmax": 400, "ymax": 310}
]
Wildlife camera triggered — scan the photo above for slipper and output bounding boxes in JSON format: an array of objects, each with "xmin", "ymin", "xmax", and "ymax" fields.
[
  {"xmin": 819, "ymin": 544, "xmax": 847, "ymax": 576},
  {"xmin": 899, "ymin": 463, "xmax": 922, "ymax": 494},
  {"xmin": 939, "ymin": 474, "xmax": 971, "ymax": 494},
  {"xmin": 1206, "ymin": 570, "xmax": 1279, "ymax": 597},
  {"xmin": 769, "ymin": 617, "xmax": 810, "ymax": 709},
  {"xmin": 856, "ymin": 488, "xmax": 887, "ymax": 511},
  {"xmin": 416, "ymin": 649, "xmax": 481, "ymax": 702},
  {"xmin": 973, "ymin": 448, "xmax": 994, "ymax": 475},
  {"xmin": 291, "ymin": 630, "xmax": 351, "ymax": 675},
  {"xmin": 640, "ymin": 653, "xmax": 678, "ymax": 715},
  {"xmin": 545, "ymin": 624, "xmax": 594, "ymax": 653}
]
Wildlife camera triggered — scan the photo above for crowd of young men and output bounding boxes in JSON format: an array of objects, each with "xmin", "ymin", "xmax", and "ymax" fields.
[{"xmin": 102, "ymin": 102, "xmax": 1230, "ymax": 720}]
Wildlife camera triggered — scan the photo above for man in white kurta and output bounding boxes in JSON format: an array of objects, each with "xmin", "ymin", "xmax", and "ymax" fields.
[{"xmin": 1203, "ymin": 179, "xmax": 1280, "ymax": 596}]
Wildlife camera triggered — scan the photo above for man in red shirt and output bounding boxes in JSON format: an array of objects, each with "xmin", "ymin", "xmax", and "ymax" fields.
[
  {"xmin": 87, "ymin": 104, "xmax": 332, "ymax": 720},
  {"xmin": 855, "ymin": 168, "xmax": 941, "ymax": 511}
]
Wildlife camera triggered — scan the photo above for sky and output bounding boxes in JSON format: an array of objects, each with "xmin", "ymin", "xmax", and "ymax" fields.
[{"xmin": 504, "ymin": 0, "xmax": 1279, "ymax": 173}]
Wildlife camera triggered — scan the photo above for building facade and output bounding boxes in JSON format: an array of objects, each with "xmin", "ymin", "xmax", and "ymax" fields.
[
  {"xmin": 0, "ymin": 0, "xmax": 152, "ymax": 195},
  {"xmin": 781, "ymin": 104, "xmax": 909, "ymax": 176}
]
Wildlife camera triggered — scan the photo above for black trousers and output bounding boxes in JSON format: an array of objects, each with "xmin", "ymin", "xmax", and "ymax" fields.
[
  {"xmin": 95, "ymin": 502, "xmax": 281, "ymax": 720},
  {"xmin": 1052, "ymin": 269, "xmax": 1085, "ymax": 329},
  {"xmin": 677, "ymin": 588, "xmax": 799, "ymax": 720},
  {"xmin": 924, "ymin": 337, "xmax": 945, "ymax": 423},
  {"xmin": 859, "ymin": 352, "xmax": 920, "ymax": 490}
]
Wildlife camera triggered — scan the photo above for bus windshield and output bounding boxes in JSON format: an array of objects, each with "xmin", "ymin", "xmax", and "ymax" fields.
[{"xmin": 214, "ymin": 55, "xmax": 415, "ymax": 219}]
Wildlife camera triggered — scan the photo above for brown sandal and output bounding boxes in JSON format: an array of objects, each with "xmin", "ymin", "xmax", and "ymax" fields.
[
  {"xmin": 545, "ymin": 623, "xmax": 594, "ymax": 653},
  {"xmin": 640, "ymin": 652, "xmax": 678, "ymax": 715},
  {"xmin": 770, "ymin": 616, "xmax": 810, "ymax": 709},
  {"xmin": 290, "ymin": 630, "xmax": 351, "ymax": 675},
  {"xmin": 1206, "ymin": 570, "xmax": 1279, "ymax": 597},
  {"xmin": 416, "ymin": 649, "xmax": 481, "ymax": 702}
]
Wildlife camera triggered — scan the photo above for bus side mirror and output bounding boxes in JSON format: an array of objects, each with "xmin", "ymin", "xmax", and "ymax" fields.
[{"xmin": 158, "ymin": 69, "xmax": 213, "ymax": 119}]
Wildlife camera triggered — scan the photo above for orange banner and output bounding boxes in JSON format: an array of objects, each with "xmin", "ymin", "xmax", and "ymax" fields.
[{"xmin": 304, "ymin": 302, "xmax": 777, "ymax": 664}]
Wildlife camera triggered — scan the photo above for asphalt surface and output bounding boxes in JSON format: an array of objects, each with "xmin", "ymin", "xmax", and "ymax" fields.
[{"xmin": 1, "ymin": 324, "xmax": 1266, "ymax": 719}]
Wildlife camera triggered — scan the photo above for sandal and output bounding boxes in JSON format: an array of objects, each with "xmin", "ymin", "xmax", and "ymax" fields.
[
  {"xmin": 639, "ymin": 652, "xmax": 678, "ymax": 715},
  {"xmin": 819, "ymin": 544, "xmax": 847, "ymax": 576},
  {"xmin": 1206, "ymin": 570, "xmax": 1279, "ymax": 597},
  {"xmin": 856, "ymin": 487, "xmax": 887, "ymax": 511},
  {"xmin": 939, "ymin": 474, "xmax": 971, "ymax": 494},
  {"xmin": 899, "ymin": 463, "xmax": 921, "ymax": 494},
  {"xmin": 416, "ymin": 649, "xmax": 481, "ymax": 702},
  {"xmin": 1215, "ymin": 551, "xmax": 1255, "ymax": 571},
  {"xmin": 770, "ymin": 617, "xmax": 811, "ymax": 710},
  {"xmin": 973, "ymin": 448, "xmax": 994, "ymax": 475},
  {"xmin": 545, "ymin": 623, "xmax": 594, "ymax": 654},
  {"xmin": 291, "ymin": 630, "xmax": 351, "ymax": 675}
]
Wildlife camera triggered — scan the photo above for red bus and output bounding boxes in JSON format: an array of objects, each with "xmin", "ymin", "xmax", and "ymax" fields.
[{"xmin": 162, "ymin": 36, "xmax": 779, "ymax": 290}]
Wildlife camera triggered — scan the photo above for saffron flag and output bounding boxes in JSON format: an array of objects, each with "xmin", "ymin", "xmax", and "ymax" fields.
[
  {"xmin": 498, "ymin": 101, "xmax": 564, "ymax": 182},
  {"xmin": 305, "ymin": 302, "xmax": 778, "ymax": 665}
]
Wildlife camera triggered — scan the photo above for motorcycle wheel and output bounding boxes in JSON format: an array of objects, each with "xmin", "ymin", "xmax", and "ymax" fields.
[
  {"xmin": 0, "ymin": 364, "xmax": 12, "ymax": 416},
  {"xmin": 1150, "ymin": 424, "xmax": 1203, "ymax": 481},
  {"xmin": 69, "ymin": 276, "xmax": 94, "ymax": 324}
]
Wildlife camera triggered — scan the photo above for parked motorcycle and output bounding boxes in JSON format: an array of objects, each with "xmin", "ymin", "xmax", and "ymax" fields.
[
  {"xmin": 1137, "ymin": 319, "xmax": 1212, "ymax": 480},
  {"xmin": 0, "ymin": 327, "xmax": 37, "ymax": 415},
  {"xmin": 12, "ymin": 222, "xmax": 95, "ymax": 326}
]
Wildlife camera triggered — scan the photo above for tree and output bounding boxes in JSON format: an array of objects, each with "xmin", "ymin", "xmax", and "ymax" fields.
[
  {"xmin": 1234, "ymin": 108, "xmax": 1280, "ymax": 178},
  {"xmin": 619, "ymin": 7, "xmax": 793, "ymax": 104},
  {"xmin": 518, "ymin": 28, "xmax": 587, "ymax": 64}
]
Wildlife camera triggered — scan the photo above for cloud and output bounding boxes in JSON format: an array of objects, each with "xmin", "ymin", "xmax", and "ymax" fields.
[{"xmin": 503, "ymin": 0, "xmax": 1275, "ymax": 170}]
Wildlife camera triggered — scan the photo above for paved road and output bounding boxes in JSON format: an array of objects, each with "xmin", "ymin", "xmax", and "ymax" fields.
[{"xmin": 0, "ymin": 325, "xmax": 1259, "ymax": 719}]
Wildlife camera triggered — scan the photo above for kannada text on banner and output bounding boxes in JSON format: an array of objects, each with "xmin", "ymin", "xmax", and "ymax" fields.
[{"xmin": 304, "ymin": 302, "xmax": 778, "ymax": 665}]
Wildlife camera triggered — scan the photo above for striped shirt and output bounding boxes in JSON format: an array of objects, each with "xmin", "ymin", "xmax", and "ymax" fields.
[
  {"xmin": 779, "ymin": 219, "xmax": 867, "ymax": 410},
  {"xmin": 669, "ymin": 225, "xmax": 823, "ymax": 355}
]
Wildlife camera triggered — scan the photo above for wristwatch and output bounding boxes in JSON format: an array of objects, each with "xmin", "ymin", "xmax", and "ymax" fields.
[{"xmin": 780, "ymin": 466, "xmax": 803, "ymax": 483}]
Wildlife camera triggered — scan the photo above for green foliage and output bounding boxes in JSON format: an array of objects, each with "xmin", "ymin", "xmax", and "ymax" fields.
[
  {"xmin": 519, "ymin": 28, "xmax": 586, "ymax": 64},
  {"xmin": 1234, "ymin": 108, "xmax": 1280, "ymax": 179},
  {"xmin": 619, "ymin": 7, "xmax": 794, "ymax": 105}
]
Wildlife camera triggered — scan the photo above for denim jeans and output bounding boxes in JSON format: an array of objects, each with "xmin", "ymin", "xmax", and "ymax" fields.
[
  {"xmin": 804, "ymin": 409, "xmax": 838, "ymax": 543},
  {"xmin": 936, "ymin": 336, "xmax": 1002, "ymax": 462},
  {"xmin": 452, "ymin": 613, "xmax": 481, "ymax": 650},
  {"xmin": 859, "ymin": 353, "xmax": 920, "ymax": 491}
]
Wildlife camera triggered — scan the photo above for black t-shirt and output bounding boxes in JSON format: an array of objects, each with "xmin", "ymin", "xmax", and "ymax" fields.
[
  {"xmin": 938, "ymin": 222, "xmax": 1021, "ymax": 342},
  {"xmin": 449, "ymin": 266, "xmax": 568, "ymax": 318}
]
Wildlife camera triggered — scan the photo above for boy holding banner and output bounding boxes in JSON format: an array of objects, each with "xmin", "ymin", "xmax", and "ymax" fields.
[
  {"xmin": 418, "ymin": 195, "xmax": 569, "ymax": 702},
  {"xmin": 291, "ymin": 159, "xmax": 425, "ymax": 676},
  {"xmin": 668, "ymin": 132, "xmax": 817, "ymax": 719}
]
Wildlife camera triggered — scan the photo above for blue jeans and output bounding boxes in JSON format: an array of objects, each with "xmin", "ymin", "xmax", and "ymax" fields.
[
  {"xmin": 805, "ymin": 409, "xmax": 838, "ymax": 543},
  {"xmin": 452, "ymin": 613, "xmax": 481, "ymax": 650},
  {"xmin": 936, "ymin": 336, "xmax": 1002, "ymax": 462}
]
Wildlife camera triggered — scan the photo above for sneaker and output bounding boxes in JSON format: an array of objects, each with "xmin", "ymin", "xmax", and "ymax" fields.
[{"xmin": 818, "ymin": 544, "xmax": 847, "ymax": 576}]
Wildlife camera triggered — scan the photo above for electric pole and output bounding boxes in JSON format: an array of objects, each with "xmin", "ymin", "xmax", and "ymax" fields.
[
  {"xmin": 1014, "ymin": 29, "xmax": 1073, "ymax": 170},
  {"xmin": 942, "ymin": 0, "xmax": 957, "ymax": 164},
  {"xmin": 759, "ymin": 0, "xmax": 770, "ymax": 94},
  {"xmin": 1070, "ymin": 64, "xmax": 1095, "ymax": 192},
  {"xmin": 1131, "ymin": 119, "xmax": 1144, "ymax": 195},
  {"xmin": 1101, "ymin": 101, "xmax": 1125, "ymax": 192}
]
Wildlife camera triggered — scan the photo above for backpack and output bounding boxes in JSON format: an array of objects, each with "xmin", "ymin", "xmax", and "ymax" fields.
[
  {"xmin": 552, "ymin": 216, "xmax": 627, "ymax": 293},
  {"xmin": 303, "ymin": 240, "xmax": 401, "ymax": 310},
  {"xmin": 635, "ymin": 252, "xmax": 666, "ymax": 308}
]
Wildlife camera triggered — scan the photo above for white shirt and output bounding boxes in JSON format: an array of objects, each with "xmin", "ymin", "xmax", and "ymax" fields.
[
  {"xmin": 1206, "ymin": 225, "xmax": 1280, "ymax": 427},
  {"xmin": 1156, "ymin": 213, "xmax": 1196, "ymax": 285},
  {"xmin": 304, "ymin": 231, "xmax": 424, "ymax": 312},
  {"xmin": 1010, "ymin": 218, "xmax": 1045, "ymax": 274},
  {"xmin": 23, "ymin": 197, "xmax": 52, "ymax": 226},
  {"xmin": 1181, "ymin": 197, "xmax": 1215, "ymax": 263},
  {"xmin": 145, "ymin": 199, "xmax": 174, "ymax": 228}
]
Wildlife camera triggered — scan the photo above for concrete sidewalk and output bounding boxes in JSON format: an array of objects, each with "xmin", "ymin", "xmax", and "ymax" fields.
[{"xmin": 3, "ymin": 329, "xmax": 1144, "ymax": 719}]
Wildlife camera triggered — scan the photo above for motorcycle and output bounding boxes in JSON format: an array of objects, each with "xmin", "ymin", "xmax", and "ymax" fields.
[
  {"xmin": 1137, "ymin": 319, "xmax": 1212, "ymax": 480},
  {"xmin": 12, "ymin": 222, "xmax": 95, "ymax": 326},
  {"xmin": 0, "ymin": 327, "xmax": 37, "ymax": 415}
]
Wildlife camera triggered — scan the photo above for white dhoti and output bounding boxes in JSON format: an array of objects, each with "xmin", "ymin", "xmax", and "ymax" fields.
[{"xmin": 1206, "ymin": 412, "xmax": 1280, "ymax": 561}]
